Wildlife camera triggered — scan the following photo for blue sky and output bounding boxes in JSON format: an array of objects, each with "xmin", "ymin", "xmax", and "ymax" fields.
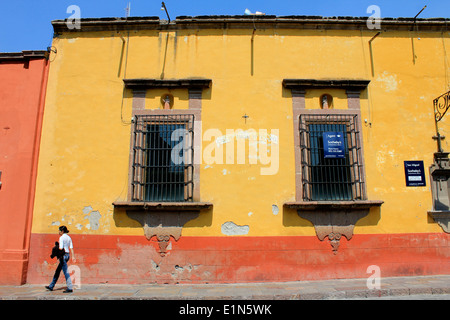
[{"xmin": 1, "ymin": 0, "xmax": 448, "ymax": 52}]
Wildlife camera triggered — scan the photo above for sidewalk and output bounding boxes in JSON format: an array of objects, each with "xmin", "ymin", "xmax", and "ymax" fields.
[{"xmin": 0, "ymin": 275, "xmax": 449, "ymax": 300}]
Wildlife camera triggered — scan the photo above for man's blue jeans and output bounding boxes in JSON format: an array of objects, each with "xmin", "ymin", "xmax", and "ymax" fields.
[{"xmin": 48, "ymin": 253, "xmax": 73, "ymax": 290}]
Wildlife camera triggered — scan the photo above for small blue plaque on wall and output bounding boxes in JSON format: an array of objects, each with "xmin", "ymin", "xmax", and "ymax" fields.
[{"xmin": 404, "ymin": 161, "xmax": 426, "ymax": 187}]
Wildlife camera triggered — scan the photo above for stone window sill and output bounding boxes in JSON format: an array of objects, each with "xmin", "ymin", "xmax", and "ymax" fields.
[
  {"xmin": 284, "ymin": 200, "xmax": 384, "ymax": 211},
  {"xmin": 112, "ymin": 201, "xmax": 213, "ymax": 212}
]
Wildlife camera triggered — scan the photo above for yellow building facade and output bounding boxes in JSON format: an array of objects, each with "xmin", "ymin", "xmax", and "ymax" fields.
[{"xmin": 28, "ymin": 16, "xmax": 449, "ymax": 284}]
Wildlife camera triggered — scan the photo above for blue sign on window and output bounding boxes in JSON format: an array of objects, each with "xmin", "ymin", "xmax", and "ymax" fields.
[{"xmin": 323, "ymin": 132, "xmax": 345, "ymax": 159}]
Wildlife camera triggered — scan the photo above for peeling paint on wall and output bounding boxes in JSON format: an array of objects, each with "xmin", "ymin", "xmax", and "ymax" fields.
[
  {"xmin": 82, "ymin": 206, "xmax": 93, "ymax": 215},
  {"xmin": 83, "ymin": 206, "xmax": 101, "ymax": 230},
  {"xmin": 151, "ymin": 259, "xmax": 160, "ymax": 271},
  {"xmin": 221, "ymin": 221, "xmax": 249, "ymax": 236},
  {"xmin": 272, "ymin": 205, "xmax": 279, "ymax": 215},
  {"xmin": 376, "ymin": 71, "xmax": 399, "ymax": 92},
  {"xmin": 376, "ymin": 145, "xmax": 397, "ymax": 172}
]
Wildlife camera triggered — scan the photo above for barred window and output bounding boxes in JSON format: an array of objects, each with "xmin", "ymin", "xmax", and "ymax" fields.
[
  {"xmin": 131, "ymin": 114, "xmax": 194, "ymax": 202},
  {"xmin": 299, "ymin": 114, "xmax": 364, "ymax": 201}
]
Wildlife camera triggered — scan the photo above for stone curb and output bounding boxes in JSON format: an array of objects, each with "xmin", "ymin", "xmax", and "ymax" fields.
[{"xmin": 1, "ymin": 275, "xmax": 449, "ymax": 300}]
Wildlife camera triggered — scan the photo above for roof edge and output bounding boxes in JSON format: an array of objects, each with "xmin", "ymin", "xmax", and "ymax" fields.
[
  {"xmin": 0, "ymin": 50, "xmax": 48, "ymax": 62},
  {"xmin": 51, "ymin": 15, "xmax": 450, "ymax": 33}
]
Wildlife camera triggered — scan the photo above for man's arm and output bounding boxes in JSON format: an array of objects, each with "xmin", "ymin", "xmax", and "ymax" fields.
[{"xmin": 59, "ymin": 237, "xmax": 63, "ymax": 250}]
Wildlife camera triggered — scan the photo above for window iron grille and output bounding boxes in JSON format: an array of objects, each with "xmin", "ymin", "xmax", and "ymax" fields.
[
  {"xmin": 299, "ymin": 114, "xmax": 364, "ymax": 201},
  {"xmin": 131, "ymin": 114, "xmax": 194, "ymax": 202}
]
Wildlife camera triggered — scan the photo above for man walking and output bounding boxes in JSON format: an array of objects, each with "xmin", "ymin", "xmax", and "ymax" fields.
[{"xmin": 45, "ymin": 226, "xmax": 76, "ymax": 293}]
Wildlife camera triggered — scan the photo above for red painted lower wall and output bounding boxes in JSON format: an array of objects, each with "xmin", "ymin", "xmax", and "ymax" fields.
[{"xmin": 27, "ymin": 233, "xmax": 450, "ymax": 285}]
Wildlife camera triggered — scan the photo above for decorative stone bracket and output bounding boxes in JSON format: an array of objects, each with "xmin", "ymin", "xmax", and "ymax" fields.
[
  {"xmin": 428, "ymin": 211, "xmax": 450, "ymax": 233},
  {"xmin": 285, "ymin": 201, "xmax": 383, "ymax": 254},
  {"xmin": 428, "ymin": 153, "xmax": 450, "ymax": 234},
  {"xmin": 113, "ymin": 202, "xmax": 212, "ymax": 256}
]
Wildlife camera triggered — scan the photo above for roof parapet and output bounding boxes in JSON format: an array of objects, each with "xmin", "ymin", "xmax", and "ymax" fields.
[
  {"xmin": 0, "ymin": 50, "xmax": 48, "ymax": 62},
  {"xmin": 51, "ymin": 15, "xmax": 450, "ymax": 33}
]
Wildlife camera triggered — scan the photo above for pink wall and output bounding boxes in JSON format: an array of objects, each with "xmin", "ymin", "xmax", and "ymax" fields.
[{"xmin": 0, "ymin": 53, "xmax": 49, "ymax": 285}]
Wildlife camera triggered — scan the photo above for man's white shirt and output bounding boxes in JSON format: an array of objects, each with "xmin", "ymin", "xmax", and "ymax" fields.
[{"xmin": 59, "ymin": 233, "xmax": 73, "ymax": 253}]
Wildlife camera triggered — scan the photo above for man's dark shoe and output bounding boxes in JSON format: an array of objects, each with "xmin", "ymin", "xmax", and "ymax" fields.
[
  {"xmin": 45, "ymin": 286, "xmax": 53, "ymax": 291},
  {"xmin": 63, "ymin": 289, "xmax": 73, "ymax": 293}
]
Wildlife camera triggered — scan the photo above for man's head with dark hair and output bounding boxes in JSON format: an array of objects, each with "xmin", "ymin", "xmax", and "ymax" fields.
[{"xmin": 59, "ymin": 225, "xmax": 69, "ymax": 234}]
